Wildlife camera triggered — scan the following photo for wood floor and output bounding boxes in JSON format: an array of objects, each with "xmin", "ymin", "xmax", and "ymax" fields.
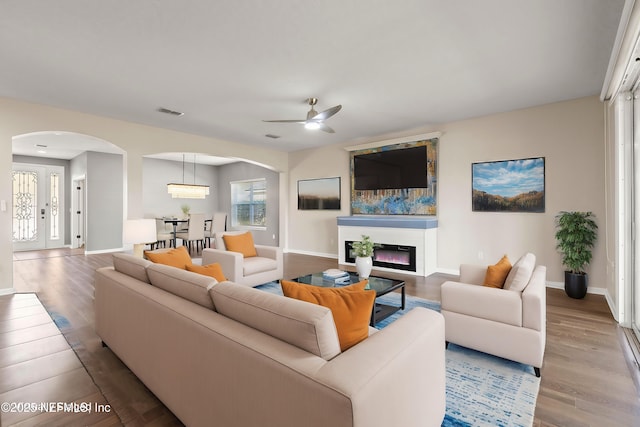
[{"xmin": 2, "ymin": 248, "xmax": 639, "ymax": 426}]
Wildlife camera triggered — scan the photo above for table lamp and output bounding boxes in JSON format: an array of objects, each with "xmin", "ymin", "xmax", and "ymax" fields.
[{"xmin": 124, "ymin": 219, "xmax": 157, "ymax": 257}]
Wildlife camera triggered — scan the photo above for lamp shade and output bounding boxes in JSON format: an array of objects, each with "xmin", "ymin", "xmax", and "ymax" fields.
[{"xmin": 124, "ymin": 219, "xmax": 157, "ymax": 257}]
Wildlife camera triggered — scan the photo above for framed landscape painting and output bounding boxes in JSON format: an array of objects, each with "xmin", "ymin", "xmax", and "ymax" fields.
[
  {"xmin": 298, "ymin": 177, "xmax": 341, "ymax": 210},
  {"xmin": 472, "ymin": 157, "xmax": 545, "ymax": 212}
]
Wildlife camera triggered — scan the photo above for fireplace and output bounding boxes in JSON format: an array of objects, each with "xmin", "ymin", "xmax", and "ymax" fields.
[
  {"xmin": 337, "ymin": 215, "xmax": 437, "ymax": 276},
  {"xmin": 345, "ymin": 241, "xmax": 417, "ymax": 272}
]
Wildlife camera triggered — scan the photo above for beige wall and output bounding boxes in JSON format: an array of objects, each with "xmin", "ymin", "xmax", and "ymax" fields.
[
  {"xmin": 0, "ymin": 97, "xmax": 288, "ymax": 293},
  {"xmin": 437, "ymin": 96, "xmax": 605, "ymax": 286},
  {"xmin": 288, "ymin": 145, "xmax": 352, "ymax": 257},
  {"xmin": 288, "ymin": 96, "xmax": 607, "ymax": 288},
  {"xmin": 1, "ymin": 95, "xmax": 607, "ymax": 295}
]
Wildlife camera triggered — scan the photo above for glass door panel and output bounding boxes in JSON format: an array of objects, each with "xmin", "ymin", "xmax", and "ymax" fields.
[
  {"xmin": 12, "ymin": 165, "xmax": 46, "ymax": 250},
  {"xmin": 12, "ymin": 163, "xmax": 65, "ymax": 251}
]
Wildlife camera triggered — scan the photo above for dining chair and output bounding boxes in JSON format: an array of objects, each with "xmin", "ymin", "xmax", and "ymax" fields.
[
  {"xmin": 176, "ymin": 213, "xmax": 206, "ymax": 253},
  {"xmin": 155, "ymin": 218, "xmax": 174, "ymax": 248},
  {"xmin": 206, "ymin": 212, "xmax": 227, "ymax": 248}
]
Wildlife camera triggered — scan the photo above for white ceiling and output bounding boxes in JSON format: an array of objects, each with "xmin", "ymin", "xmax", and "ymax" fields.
[{"xmin": 2, "ymin": 0, "xmax": 626, "ymax": 158}]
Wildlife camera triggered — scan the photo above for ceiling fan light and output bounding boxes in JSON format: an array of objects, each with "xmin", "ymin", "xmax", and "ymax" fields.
[{"xmin": 305, "ymin": 121, "xmax": 321, "ymax": 130}]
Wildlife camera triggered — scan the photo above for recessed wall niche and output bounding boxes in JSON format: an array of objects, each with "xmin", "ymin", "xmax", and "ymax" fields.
[{"xmin": 349, "ymin": 136, "xmax": 438, "ymax": 215}]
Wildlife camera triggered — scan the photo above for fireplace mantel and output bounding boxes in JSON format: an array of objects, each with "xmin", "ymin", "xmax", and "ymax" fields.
[
  {"xmin": 337, "ymin": 216, "xmax": 438, "ymax": 276},
  {"xmin": 337, "ymin": 215, "xmax": 438, "ymax": 229}
]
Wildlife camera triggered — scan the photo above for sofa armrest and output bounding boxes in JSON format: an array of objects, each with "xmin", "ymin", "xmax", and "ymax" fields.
[
  {"xmin": 315, "ymin": 308, "xmax": 446, "ymax": 427},
  {"xmin": 255, "ymin": 245, "xmax": 282, "ymax": 262},
  {"xmin": 201, "ymin": 248, "xmax": 243, "ymax": 282},
  {"xmin": 522, "ymin": 265, "xmax": 546, "ymax": 331},
  {"xmin": 441, "ymin": 281, "xmax": 523, "ymax": 326},
  {"xmin": 458, "ymin": 264, "xmax": 487, "ymax": 285}
]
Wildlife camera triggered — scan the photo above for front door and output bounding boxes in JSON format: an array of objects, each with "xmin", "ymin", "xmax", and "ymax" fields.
[{"xmin": 12, "ymin": 163, "xmax": 65, "ymax": 251}]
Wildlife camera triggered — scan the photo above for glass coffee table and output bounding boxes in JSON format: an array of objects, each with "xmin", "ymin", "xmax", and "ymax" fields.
[{"xmin": 292, "ymin": 272, "xmax": 405, "ymax": 326}]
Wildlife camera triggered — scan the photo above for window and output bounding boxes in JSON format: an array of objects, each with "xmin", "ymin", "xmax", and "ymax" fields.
[
  {"xmin": 12, "ymin": 170, "xmax": 38, "ymax": 242},
  {"xmin": 231, "ymin": 179, "xmax": 266, "ymax": 228},
  {"xmin": 50, "ymin": 172, "xmax": 60, "ymax": 240}
]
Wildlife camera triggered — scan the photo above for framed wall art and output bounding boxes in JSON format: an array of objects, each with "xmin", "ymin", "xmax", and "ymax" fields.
[
  {"xmin": 349, "ymin": 136, "xmax": 438, "ymax": 215},
  {"xmin": 298, "ymin": 177, "xmax": 341, "ymax": 210},
  {"xmin": 472, "ymin": 157, "xmax": 545, "ymax": 212}
]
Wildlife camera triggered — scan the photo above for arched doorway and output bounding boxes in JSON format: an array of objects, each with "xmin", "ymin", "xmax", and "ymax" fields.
[
  {"xmin": 12, "ymin": 131, "xmax": 124, "ymax": 251},
  {"xmin": 142, "ymin": 152, "xmax": 281, "ymax": 247}
]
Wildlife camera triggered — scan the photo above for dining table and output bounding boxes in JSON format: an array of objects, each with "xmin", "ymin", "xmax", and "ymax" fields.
[
  {"xmin": 161, "ymin": 218, "xmax": 188, "ymax": 248},
  {"xmin": 161, "ymin": 217, "xmax": 212, "ymax": 249}
]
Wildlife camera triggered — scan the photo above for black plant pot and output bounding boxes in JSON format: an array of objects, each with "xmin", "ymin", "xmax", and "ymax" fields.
[{"xmin": 564, "ymin": 271, "xmax": 587, "ymax": 299}]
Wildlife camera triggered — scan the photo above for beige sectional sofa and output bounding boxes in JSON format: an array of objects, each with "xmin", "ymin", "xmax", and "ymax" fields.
[{"xmin": 95, "ymin": 254, "xmax": 446, "ymax": 427}]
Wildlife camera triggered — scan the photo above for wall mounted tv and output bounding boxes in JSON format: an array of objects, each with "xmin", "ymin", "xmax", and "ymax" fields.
[{"xmin": 353, "ymin": 146, "xmax": 429, "ymax": 190}]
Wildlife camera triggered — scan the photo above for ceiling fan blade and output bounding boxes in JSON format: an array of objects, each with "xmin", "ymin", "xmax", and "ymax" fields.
[
  {"xmin": 311, "ymin": 104, "xmax": 342, "ymax": 121},
  {"xmin": 317, "ymin": 122, "xmax": 335, "ymax": 133},
  {"xmin": 262, "ymin": 119, "xmax": 307, "ymax": 123}
]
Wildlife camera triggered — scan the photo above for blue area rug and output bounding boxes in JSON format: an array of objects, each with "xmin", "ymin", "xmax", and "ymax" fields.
[{"xmin": 257, "ymin": 281, "xmax": 540, "ymax": 427}]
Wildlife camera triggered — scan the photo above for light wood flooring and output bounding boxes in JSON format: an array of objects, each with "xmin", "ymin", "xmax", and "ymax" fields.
[{"xmin": 1, "ymin": 248, "xmax": 639, "ymax": 426}]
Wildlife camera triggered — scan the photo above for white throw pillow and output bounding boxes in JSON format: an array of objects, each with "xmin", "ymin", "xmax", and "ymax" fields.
[{"xmin": 504, "ymin": 253, "xmax": 536, "ymax": 292}]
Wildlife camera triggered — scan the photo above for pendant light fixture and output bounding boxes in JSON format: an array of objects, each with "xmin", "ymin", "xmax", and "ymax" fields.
[{"xmin": 167, "ymin": 154, "xmax": 210, "ymax": 199}]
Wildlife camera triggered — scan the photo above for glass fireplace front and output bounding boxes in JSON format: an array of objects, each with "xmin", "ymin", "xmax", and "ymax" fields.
[{"xmin": 345, "ymin": 241, "xmax": 417, "ymax": 272}]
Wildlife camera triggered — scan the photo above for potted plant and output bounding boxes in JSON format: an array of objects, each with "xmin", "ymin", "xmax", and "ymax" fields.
[
  {"xmin": 181, "ymin": 204, "xmax": 191, "ymax": 218},
  {"xmin": 554, "ymin": 211, "xmax": 598, "ymax": 299},
  {"xmin": 350, "ymin": 235, "xmax": 376, "ymax": 279}
]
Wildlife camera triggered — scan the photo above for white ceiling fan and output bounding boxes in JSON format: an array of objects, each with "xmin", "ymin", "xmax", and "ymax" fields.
[{"xmin": 263, "ymin": 98, "xmax": 342, "ymax": 133}]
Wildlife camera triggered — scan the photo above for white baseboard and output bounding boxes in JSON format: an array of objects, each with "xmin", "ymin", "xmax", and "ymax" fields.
[
  {"xmin": 545, "ymin": 280, "xmax": 606, "ymax": 295},
  {"xmin": 604, "ymin": 288, "xmax": 620, "ymax": 323},
  {"xmin": 436, "ymin": 267, "xmax": 460, "ymax": 276},
  {"xmin": 285, "ymin": 248, "xmax": 338, "ymax": 259},
  {"xmin": 84, "ymin": 247, "xmax": 123, "ymax": 255},
  {"xmin": 0, "ymin": 288, "xmax": 16, "ymax": 296}
]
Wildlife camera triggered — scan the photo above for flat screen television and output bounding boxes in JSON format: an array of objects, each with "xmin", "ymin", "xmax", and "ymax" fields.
[{"xmin": 353, "ymin": 146, "xmax": 428, "ymax": 190}]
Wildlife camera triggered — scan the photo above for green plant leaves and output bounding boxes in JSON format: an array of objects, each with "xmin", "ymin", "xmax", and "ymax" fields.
[
  {"xmin": 554, "ymin": 211, "xmax": 598, "ymax": 274},
  {"xmin": 350, "ymin": 235, "xmax": 375, "ymax": 257}
]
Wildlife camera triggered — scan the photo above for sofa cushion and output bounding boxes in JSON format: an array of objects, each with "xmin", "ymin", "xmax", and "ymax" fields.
[
  {"xmin": 112, "ymin": 253, "xmax": 152, "ymax": 283},
  {"xmin": 144, "ymin": 246, "xmax": 193, "ymax": 269},
  {"xmin": 242, "ymin": 257, "xmax": 278, "ymax": 276},
  {"xmin": 504, "ymin": 253, "xmax": 536, "ymax": 292},
  {"xmin": 280, "ymin": 280, "xmax": 375, "ymax": 352},
  {"xmin": 213, "ymin": 231, "xmax": 245, "ymax": 251},
  {"xmin": 482, "ymin": 255, "xmax": 512, "ymax": 288},
  {"xmin": 223, "ymin": 232, "xmax": 258, "ymax": 258},
  {"xmin": 210, "ymin": 282, "xmax": 341, "ymax": 360},
  {"xmin": 147, "ymin": 263, "xmax": 217, "ymax": 310},
  {"xmin": 187, "ymin": 263, "xmax": 227, "ymax": 282}
]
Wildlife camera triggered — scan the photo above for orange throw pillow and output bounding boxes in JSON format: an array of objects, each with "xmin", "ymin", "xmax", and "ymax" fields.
[
  {"xmin": 483, "ymin": 255, "xmax": 512, "ymax": 288},
  {"xmin": 186, "ymin": 263, "xmax": 227, "ymax": 282},
  {"xmin": 223, "ymin": 232, "xmax": 258, "ymax": 258},
  {"xmin": 280, "ymin": 279, "xmax": 375, "ymax": 351},
  {"xmin": 144, "ymin": 246, "xmax": 192, "ymax": 269}
]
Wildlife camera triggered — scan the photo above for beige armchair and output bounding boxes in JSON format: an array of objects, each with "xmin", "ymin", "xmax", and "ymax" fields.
[
  {"xmin": 440, "ymin": 253, "xmax": 546, "ymax": 377},
  {"xmin": 201, "ymin": 231, "xmax": 283, "ymax": 287}
]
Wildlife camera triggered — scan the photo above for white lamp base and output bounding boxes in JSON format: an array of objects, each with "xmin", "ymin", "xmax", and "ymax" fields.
[{"xmin": 133, "ymin": 243, "xmax": 146, "ymax": 258}]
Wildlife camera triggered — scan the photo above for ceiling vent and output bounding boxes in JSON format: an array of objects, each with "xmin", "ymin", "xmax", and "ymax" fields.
[
  {"xmin": 157, "ymin": 107, "xmax": 184, "ymax": 117},
  {"xmin": 265, "ymin": 134, "xmax": 281, "ymax": 139}
]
